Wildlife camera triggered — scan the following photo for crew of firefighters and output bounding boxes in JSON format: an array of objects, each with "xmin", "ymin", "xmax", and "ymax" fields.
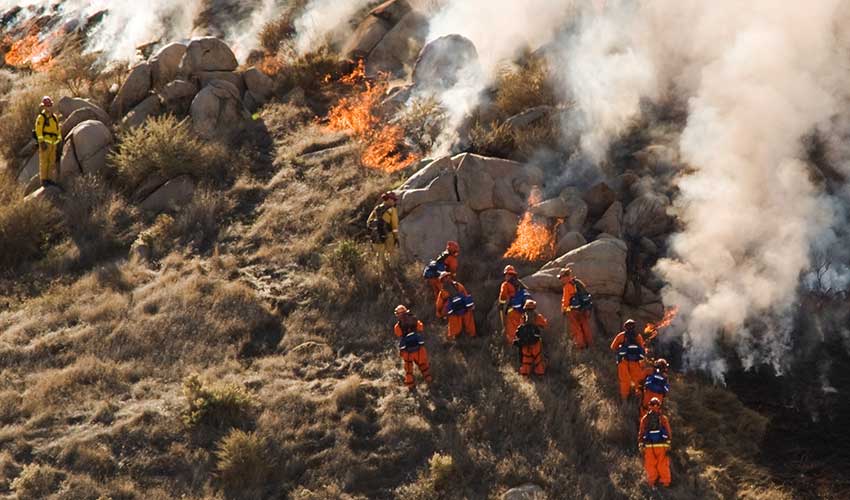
[{"xmin": 374, "ymin": 191, "xmax": 674, "ymax": 490}]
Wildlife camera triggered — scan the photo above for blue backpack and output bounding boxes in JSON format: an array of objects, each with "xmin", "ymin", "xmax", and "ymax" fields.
[
  {"xmin": 442, "ymin": 282, "xmax": 474, "ymax": 316},
  {"xmin": 616, "ymin": 331, "xmax": 645, "ymax": 363},
  {"xmin": 642, "ymin": 412, "xmax": 669, "ymax": 445},
  {"xmin": 568, "ymin": 279, "xmax": 593, "ymax": 311},
  {"xmin": 507, "ymin": 280, "xmax": 532, "ymax": 311},
  {"xmin": 397, "ymin": 316, "xmax": 424, "ymax": 352},
  {"xmin": 644, "ymin": 372, "xmax": 669, "ymax": 395},
  {"xmin": 422, "ymin": 251, "xmax": 450, "ymax": 279}
]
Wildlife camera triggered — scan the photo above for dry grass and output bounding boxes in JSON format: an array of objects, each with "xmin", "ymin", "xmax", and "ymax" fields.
[
  {"xmin": 109, "ymin": 115, "xmax": 231, "ymax": 191},
  {"xmin": 215, "ymin": 429, "xmax": 274, "ymax": 498},
  {"xmin": 11, "ymin": 463, "xmax": 64, "ymax": 500},
  {"xmin": 494, "ymin": 57, "xmax": 557, "ymax": 118},
  {"xmin": 182, "ymin": 374, "xmax": 256, "ymax": 433},
  {"xmin": 0, "ymin": 74, "xmax": 64, "ymax": 162}
]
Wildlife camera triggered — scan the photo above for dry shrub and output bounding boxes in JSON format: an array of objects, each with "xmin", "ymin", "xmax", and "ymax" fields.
[
  {"xmin": 109, "ymin": 115, "xmax": 230, "ymax": 190},
  {"xmin": 182, "ymin": 374, "xmax": 256, "ymax": 432},
  {"xmin": 468, "ymin": 120, "xmax": 515, "ymax": 158},
  {"xmin": 428, "ymin": 453, "xmax": 456, "ymax": 490},
  {"xmin": 399, "ymin": 96, "xmax": 447, "ymax": 152},
  {"xmin": 11, "ymin": 463, "xmax": 64, "ymax": 500},
  {"xmin": 0, "ymin": 450, "xmax": 20, "ymax": 492},
  {"xmin": 0, "ymin": 75, "xmax": 63, "ymax": 162},
  {"xmin": 58, "ymin": 441, "xmax": 115, "ymax": 479},
  {"xmin": 468, "ymin": 118, "xmax": 560, "ymax": 161},
  {"xmin": 0, "ymin": 172, "xmax": 60, "ymax": 270},
  {"xmin": 258, "ymin": 0, "xmax": 308, "ymax": 53},
  {"xmin": 324, "ymin": 239, "xmax": 363, "ymax": 277},
  {"xmin": 332, "ymin": 375, "xmax": 366, "ymax": 412},
  {"xmin": 274, "ymin": 46, "xmax": 340, "ymax": 94},
  {"xmin": 56, "ymin": 473, "xmax": 106, "ymax": 500},
  {"xmin": 0, "ymin": 390, "xmax": 22, "ymax": 425},
  {"xmin": 62, "ymin": 175, "xmax": 140, "ymax": 264},
  {"xmin": 494, "ymin": 57, "xmax": 556, "ymax": 118},
  {"xmin": 215, "ymin": 429, "xmax": 274, "ymax": 498}
]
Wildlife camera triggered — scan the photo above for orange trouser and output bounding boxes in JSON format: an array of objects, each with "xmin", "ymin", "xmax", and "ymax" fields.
[
  {"xmin": 617, "ymin": 361, "xmax": 645, "ymax": 399},
  {"xmin": 447, "ymin": 311, "xmax": 476, "ymax": 339},
  {"xmin": 519, "ymin": 341, "xmax": 545, "ymax": 376},
  {"xmin": 504, "ymin": 309, "xmax": 522, "ymax": 343},
  {"xmin": 640, "ymin": 391, "xmax": 666, "ymax": 418},
  {"xmin": 567, "ymin": 310, "xmax": 592, "ymax": 349},
  {"xmin": 401, "ymin": 348, "xmax": 432, "ymax": 388},
  {"xmin": 427, "ymin": 278, "xmax": 441, "ymax": 299},
  {"xmin": 643, "ymin": 446, "xmax": 671, "ymax": 487}
]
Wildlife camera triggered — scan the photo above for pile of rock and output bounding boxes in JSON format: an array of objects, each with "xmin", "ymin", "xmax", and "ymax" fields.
[{"xmin": 395, "ymin": 149, "xmax": 676, "ymax": 335}]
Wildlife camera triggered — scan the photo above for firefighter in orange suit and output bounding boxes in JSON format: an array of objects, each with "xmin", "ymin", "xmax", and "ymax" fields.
[
  {"xmin": 513, "ymin": 299, "xmax": 548, "ymax": 376},
  {"xmin": 610, "ymin": 319, "xmax": 646, "ymax": 400},
  {"xmin": 435, "ymin": 272, "xmax": 476, "ymax": 340},
  {"xmin": 638, "ymin": 397, "xmax": 672, "ymax": 488},
  {"xmin": 499, "ymin": 265, "xmax": 529, "ymax": 344},
  {"xmin": 393, "ymin": 305, "xmax": 432, "ymax": 390}
]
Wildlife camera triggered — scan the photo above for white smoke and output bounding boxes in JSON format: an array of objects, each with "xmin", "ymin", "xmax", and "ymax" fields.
[
  {"xmin": 552, "ymin": 0, "xmax": 849, "ymax": 377},
  {"xmin": 293, "ymin": 0, "xmax": 372, "ymax": 55}
]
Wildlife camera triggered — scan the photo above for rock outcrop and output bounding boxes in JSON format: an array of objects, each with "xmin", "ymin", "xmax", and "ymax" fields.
[
  {"xmin": 190, "ymin": 80, "xmax": 249, "ymax": 140},
  {"xmin": 179, "ymin": 36, "xmax": 238, "ymax": 76},
  {"xmin": 110, "ymin": 62, "xmax": 152, "ymax": 117},
  {"xmin": 59, "ymin": 120, "xmax": 113, "ymax": 180}
]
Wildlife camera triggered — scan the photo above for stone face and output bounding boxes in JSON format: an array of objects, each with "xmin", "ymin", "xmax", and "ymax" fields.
[
  {"xmin": 140, "ymin": 175, "xmax": 196, "ymax": 213},
  {"xmin": 401, "ymin": 156, "xmax": 453, "ymax": 190},
  {"xmin": 122, "ymin": 95, "xmax": 162, "ymax": 129},
  {"xmin": 560, "ymin": 187, "xmax": 588, "ymax": 232},
  {"xmin": 455, "ymin": 153, "xmax": 540, "ymax": 212},
  {"xmin": 413, "ymin": 34, "xmax": 480, "ymax": 89},
  {"xmin": 179, "ymin": 37, "xmax": 238, "ymax": 76},
  {"xmin": 150, "ymin": 42, "xmax": 187, "ymax": 89},
  {"xmin": 479, "ymin": 209, "xmax": 519, "ymax": 253},
  {"xmin": 190, "ymin": 79, "xmax": 248, "ymax": 140},
  {"xmin": 593, "ymin": 200, "xmax": 623, "ymax": 237},
  {"xmin": 369, "ymin": 0, "xmax": 412, "ymax": 24},
  {"xmin": 456, "ymin": 153, "xmax": 496, "ymax": 211},
  {"xmin": 61, "ymin": 108, "xmax": 104, "ymax": 137},
  {"xmin": 623, "ymin": 194, "xmax": 671, "ymax": 238},
  {"xmin": 110, "ymin": 62, "xmax": 152, "ymax": 117},
  {"xmin": 365, "ymin": 10, "xmax": 428, "ymax": 77},
  {"xmin": 159, "ymin": 79, "xmax": 199, "ymax": 115},
  {"xmin": 17, "ymin": 152, "xmax": 39, "ymax": 184},
  {"xmin": 523, "ymin": 238, "xmax": 629, "ymax": 298},
  {"xmin": 60, "ymin": 120, "xmax": 113, "ymax": 180},
  {"xmin": 343, "ymin": 14, "xmax": 392, "ymax": 59},
  {"xmin": 197, "ymin": 71, "xmax": 245, "ymax": 94},
  {"xmin": 555, "ymin": 230, "xmax": 586, "ymax": 256},
  {"xmin": 399, "ymin": 171, "xmax": 457, "ymax": 217},
  {"xmin": 58, "ymin": 97, "xmax": 110, "ymax": 130},
  {"xmin": 583, "ymin": 182, "xmax": 617, "ymax": 218},
  {"xmin": 398, "ymin": 202, "xmax": 479, "ymax": 261},
  {"xmin": 530, "ymin": 197, "xmax": 568, "ymax": 218},
  {"xmin": 242, "ymin": 67, "xmax": 273, "ymax": 101}
]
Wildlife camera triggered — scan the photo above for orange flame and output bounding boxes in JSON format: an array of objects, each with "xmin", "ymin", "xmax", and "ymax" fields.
[
  {"xmin": 644, "ymin": 306, "xmax": 680, "ymax": 336},
  {"xmin": 4, "ymin": 34, "xmax": 55, "ymax": 71},
  {"xmin": 503, "ymin": 189, "xmax": 558, "ymax": 261},
  {"xmin": 325, "ymin": 61, "xmax": 419, "ymax": 173}
]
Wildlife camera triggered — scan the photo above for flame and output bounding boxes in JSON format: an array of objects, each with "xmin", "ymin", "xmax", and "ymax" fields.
[
  {"xmin": 503, "ymin": 189, "xmax": 558, "ymax": 261},
  {"xmin": 644, "ymin": 306, "xmax": 680, "ymax": 335},
  {"xmin": 325, "ymin": 60, "xmax": 419, "ymax": 173},
  {"xmin": 258, "ymin": 54, "xmax": 283, "ymax": 76},
  {"xmin": 4, "ymin": 34, "xmax": 55, "ymax": 71}
]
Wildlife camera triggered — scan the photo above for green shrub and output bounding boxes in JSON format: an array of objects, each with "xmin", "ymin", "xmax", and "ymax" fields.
[
  {"xmin": 324, "ymin": 239, "xmax": 363, "ymax": 277},
  {"xmin": 428, "ymin": 453, "xmax": 456, "ymax": 491},
  {"xmin": 109, "ymin": 115, "xmax": 230, "ymax": 190},
  {"xmin": 181, "ymin": 374, "xmax": 255, "ymax": 432},
  {"xmin": 215, "ymin": 429, "xmax": 274, "ymax": 498},
  {"xmin": 11, "ymin": 463, "xmax": 64, "ymax": 500},
  {"xmin": 0, "ymin": 172, "xmax": 60, "ymax": 270}
]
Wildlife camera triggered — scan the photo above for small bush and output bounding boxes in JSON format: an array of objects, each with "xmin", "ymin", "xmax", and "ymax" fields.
[
  {"xmin": 0, "ymin": 451, "xmax": 20, "ymax": 491},
  {"xmin": 0, "ymin": 173, "xmax": 60, "ymax": 270},
  {"xmin": 274, "ymin": 46, "xmax": 340, "ymax": 94},
  {"xmin": 324, "ymin": 239, "xmax": 363, "ymax": 277},
  {"xmin": 11, "ymin": 463, "xmax": 64, "ymax": 500},
  {"xmin": 59, "ymin": 442, "xmax": 115, "ymax": 478},
  {"xmin": 494, "ymin": 57, "xmax": 556, "ymax": 118},
  {"xmin": 0, "ymin": 390, "xmax": 22, "ymax": 425},
  {"xmin": 399, "ymin": 96, "xmax": 447, "ymax": 152},
  {"xmin": 182, "ymin": 374, "xmax": 255, "ymax": 432},
  {"xmin": 428, "ymin": 453, "xmax": 456, "ymax": 490},
  {"xmin": 332, "ymin": 375, "xmax": 366, "ymax": 412},
  {"xmin": 109, "ymin": 115, "xmax": 230, "ymax": 190},
  {"xmin": 259, "ymin": 1, "xmax": 308, "ymax": 54},
  {"xmin": 215, "ymin": 429, "xmax": 274, "ymax": 498},
  {"xmin": 468, "ymin": 120, "xmax": 515, "ymax": 159}
]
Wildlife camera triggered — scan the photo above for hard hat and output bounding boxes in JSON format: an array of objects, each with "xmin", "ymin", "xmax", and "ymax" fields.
[
  {"xmin": 394, "ymin": 305, "xmax": 409, "ymax": 315},
  {"xmin": 503, "ymin": 265, "xmax": 517, "ymax": 276},
  {"xmin": 41, "ymin": 96, "xmax": 54, "ymax": 107},
  {"xmin": 649, "ymin": 397, "xmax": 661, "ymax": 407},
  {"xmin": 439, "ymin": 271, "xmax": 452, "ymax": 281},
  {"xmin": 623, "ymin": 319, "xmax": 636, "ymax": 328},
  {"xmin": 655, "ymin": 358, "xmax": 669, "ymax": 370},
  {"xmin": 381, "ymin": 191, "xmax": 398, "ymax": 201},
  {"xmin": 446, "ymin": 241, "xmax": 460, "ymax": 254},
  {"xmin": 524, "ymin": 299, "xmax": 537, "ymax": 310},
  {"xmin": 557, "ymin": 266, "xmax": 573, "ymax": 279}
]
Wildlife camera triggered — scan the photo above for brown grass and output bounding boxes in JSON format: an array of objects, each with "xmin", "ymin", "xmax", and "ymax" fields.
[
  {"xmin": 11, "ymin": 463, "xmax": 64, "ymax": 500},
  {"xmin": 494, "ymin": 57, "xmax": 557, "ymax": 118},
  {"xmin": 0, "ymin": 171, "xmax": 61, "ymax": 271},
  {"xmin": 0, "ymin": 74, "xmax": 64, "ymax": 163},
  {"xmin": 215, "ymin": 429, "xmax": 274, "ymax": 498}
]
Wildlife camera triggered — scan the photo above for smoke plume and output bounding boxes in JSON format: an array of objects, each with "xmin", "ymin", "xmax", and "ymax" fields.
[{"xmin": 293, "ymin": 0, "xmax": 372, "ymax": 55}]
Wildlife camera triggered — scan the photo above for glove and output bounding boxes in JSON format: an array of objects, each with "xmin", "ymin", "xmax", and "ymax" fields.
[{"xmin": 638, "ymin": 443, "xmax": 645, "ymax": 451}]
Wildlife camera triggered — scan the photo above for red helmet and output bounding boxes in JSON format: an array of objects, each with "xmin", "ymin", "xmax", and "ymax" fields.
[
  {"xmin": 381, "ymin": 191, "xmax": 398, "ymax": 202},
  {"xmin": 41, "ymin": 96, "xmax": 54, "ymax": 107},
  {"xmin": 446, "ymin": 241, "xmax": 459, "ymax": 254},
  {"xmin": 503, "ymin": 265, "xmax": 517, "ymax": 276}
]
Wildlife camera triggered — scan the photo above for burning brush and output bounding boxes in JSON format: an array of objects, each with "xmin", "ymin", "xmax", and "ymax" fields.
[
  {"xmin": 643, "ymin": 306, "xmax": 679, "ymax": 342},
  {"xmin": 503, "ymin": 189, "xmax": 560, "ymax": 262},
  {"xmin": 325, "ymin": 60, "xmax": 420, "ymax": 173}
]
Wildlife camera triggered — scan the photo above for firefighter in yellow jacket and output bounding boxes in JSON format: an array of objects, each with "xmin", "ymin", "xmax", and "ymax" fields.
[
  {"xmin": 367, "ymin": 192, "xmax": 400, "ymax": 256},
  {"xmin": 35, "ymin": 96, "xmax": 62, "ymax": 187}
]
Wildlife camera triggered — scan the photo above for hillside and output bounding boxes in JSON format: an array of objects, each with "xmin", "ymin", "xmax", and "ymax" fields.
[{"xmin": 1, "ymin": 1, "xmax": 849, "ymax": 499}]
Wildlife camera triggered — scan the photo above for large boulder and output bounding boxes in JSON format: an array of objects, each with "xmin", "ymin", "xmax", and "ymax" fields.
[
  {"xmin": 559, "ymin": 187, "xmax": 588, "ymax": 232},
  {"xmin": 398, "ymin": 202, "xmax": 479, "ymax": 261},
  {"xmin": 58, "ymin": 97, "xmax": 110, "ymax": 129},
  {"xmin": 190, "ymin": 79, "xmax": 249, "ymax": 140},
  {"xmin": 179, "ymin": 37, "xmax": 238, "ymax": 76},
  {"xmin": 623, "ymin": 194, "xmax": 672, "ymax": 238},
  {"xmin": 61, "ymin": 107, "xmax": 106, "ymax": 137},
  {"xmin": 198, "ymin": 71, "xmax": 245, "ymax": 94},
  {"xmin": 455, "ymin": 153, "xmax": 543, "ymax": 212},
  {"xmin": 110, "ymin": 62, "xmax": 152, "ymax": 117},
  {"xmin": 140, "ymin": 175, "xmax": 195, "ymax": 213},
  {"xmin": 242, "ymin": 67, "xmax": 274, "ymax": 102},
  {"xmin": 480, "ymin": 209, "xmax": 519, "ymax": 254},
  {"xmin": 530, "ymin": 197, "xmax": 568, "ymax": 218},
  {"xmin": 59, "ymin": 120, "xmax": 113, "ymax": 180},
  {"xmin": 555, "ymin": 230, "xmax": 586, "ymax": 256},
  {"xmin": 522, "ymin": 238, "xmax": 628, "ymax": 298},
  {"xmin": 413, "ymin": 34, "xmax": 480, "ymax": 90},
  {"xmin": 122, "ymin": 95, "xmax": 162, "ymax": 129},
  {"xmin": 150, "ymin": 42, "xmax": 187, "ymax": 89},
  {"xmin": 583, "ymin": 182, "xmax": 617, "ymax": 218},
  {"xmin": 370, "ymin": 0, "xmax": 412, "ymax": 23},
  {"xmin": 593, "ymin": 201, "xmax": 623, "ymax": 237},
  {"xmin": 16, "ymin": 153, "xmax": 39, "ymax": 184},
  {"xmin": 366, "ymin": 10, "xmax": 428, "ymax": 77},
  {"xmin": 401, "ymin": 156, "xmax": 453, "ymax": 190},
  {"xmin": 399, "ymin": 171, "xmax": 457, "ymax": 217},
  {"xmin": 343, "ymin": 15, "xmax": 392, "ymax": 60},
  {"xmin": 159, "ymin": 79, "xmax": 199, "ymax": 115}
]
